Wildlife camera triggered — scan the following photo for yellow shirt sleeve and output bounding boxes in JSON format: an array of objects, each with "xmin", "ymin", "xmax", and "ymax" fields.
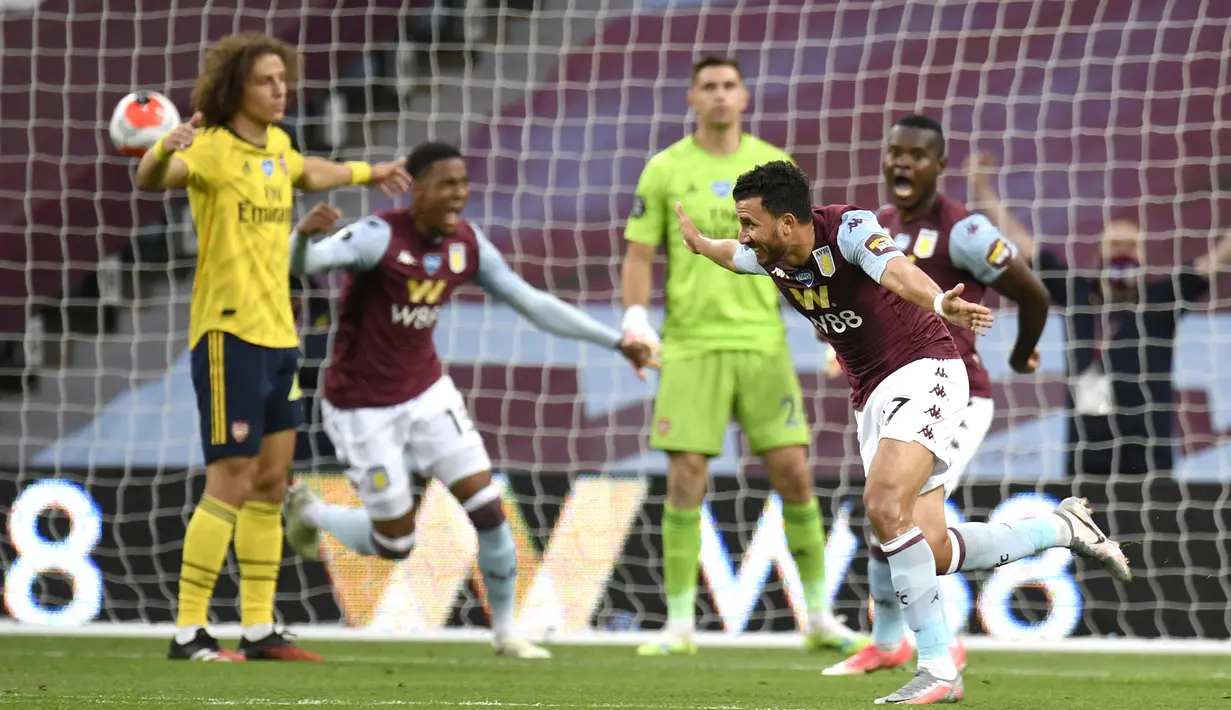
[
  {"xmin": 284, "ymin": 149, "xmax": 305, "ymax": 184},
  {"xmin": 624, "ymin": 155, "xmax": 667, "ymax": 247},
  {"xmin": 177, "ymin": 130, "xmax": 221, "ymax": 189}
]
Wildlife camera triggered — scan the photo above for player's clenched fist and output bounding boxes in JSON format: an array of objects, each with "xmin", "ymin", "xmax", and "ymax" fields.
[
  {"xmin": 617, "ymin": 337, "xmax": 660, "ymax": 381},
  {"xmin": 295, "ymin": 203, "xmax": 343, "ymax": 236},
  {"xmin": 937, "ymin": 282, "xmax": 995, "ymax": 335},
  {"xmin": 159, "ymin": 112, "xmax": 202, "ymax": 153},
  {"xmin": 674, "ymin": 202, "xmax": 704, "ymax": 254},
  {"xmin": 1010, "ymin": 349, "xmax": 1041, "ymax": 374}
]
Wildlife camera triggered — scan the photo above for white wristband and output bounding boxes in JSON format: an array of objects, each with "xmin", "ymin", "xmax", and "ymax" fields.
[
  {"xmin": 622, "ymin": 304, "xmax": 652, "ymax": 333},
  {"xmin": 933, "ymin": 292, "xmax": 946, "ymax": 316}
]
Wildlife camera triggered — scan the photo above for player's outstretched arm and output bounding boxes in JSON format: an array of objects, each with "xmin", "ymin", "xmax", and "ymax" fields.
[
  {"xmin": 288, "ymin": 205, "xmax": 391, "ymax": 277},
  {"xmin": 880, "ymin": 259, "xmax": 994, "ymax": 335},
  {"xmin": 837, "ymin": 210, "xmax": 994, "ymax": 334},
  {"xmin": 674, "ymin": 202, "xmax": 759, "ymax": 273},
  {"xmin": 135, "ymin": 113, "xmax": 201, "ymax": 190},
  {"xmin": 472, "ymin": 231, "xmax": 658, "ymax": 378},
  {"xmin": 297, "ymin": 156, "xmax": 411, "ymax": 197}
]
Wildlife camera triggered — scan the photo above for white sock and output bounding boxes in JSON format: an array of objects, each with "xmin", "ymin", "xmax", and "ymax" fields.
[
  {"xmin": 301, "ymin": 499, "xmax": 326, "ymax": 528},
  {"xmin": 174, "ymin": 625, "xmax": 202, "ymax": 644},
  {"xmin": 491, "ymin": 608, "xmax": 515, "ymax": 640},
  {"xmin": 242, "ymin": 623, "xmax": 274, "ymax": 642}
]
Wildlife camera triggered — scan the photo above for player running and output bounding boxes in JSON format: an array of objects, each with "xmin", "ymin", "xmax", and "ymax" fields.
[
  {"xmin": 621, "ymin": 55, "xmax": 866, "ymax": 657},
  {"xmin": 135, "ymin": 31, "xmax": 410, "ymax": 662},
  {"xmin": 281, "ymin": 142, "xmax": 656, "ymax": 659},
  {"xmin": 677, "ymin": 160, "xmax": 1131, "ymax": 705},
  {"xmin": 821, "ymin": 115, "xmax": 1053, "ymax": 677}
]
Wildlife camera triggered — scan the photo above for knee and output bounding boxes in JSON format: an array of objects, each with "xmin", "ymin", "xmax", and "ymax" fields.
[
  {"xmin": 862, "ymin": 485, "xmax": 911, "ymax": 540},
  {"xmin": 766, "ymin": 451, "xmax": 813, "ymax": 504},
  {"xmin": 929, "ymin": 527, "xmax": 955, "ymax": 575},
  {"xmin": 463, "ymin": 483, "xmax": 507, "ymax": 531},
  {"xmin": 250, "ymin": 468, "xmax": 288, "ymax": 503},
  {"xmin": 666, "ymin": 454, "xmax": 708, "ymax": 507},
  {"xmin": 204, "ymin": 457, "xmax": 258, "ymax": 506},
  {"xmin": 371, "ymin": 528, "xmax": 416, "ymax": 560}
]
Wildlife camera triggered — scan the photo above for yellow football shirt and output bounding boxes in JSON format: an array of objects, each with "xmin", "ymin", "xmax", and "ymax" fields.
[{"xmin": 179, "ymin": 126, "xmax": 305, "ymax": 350}]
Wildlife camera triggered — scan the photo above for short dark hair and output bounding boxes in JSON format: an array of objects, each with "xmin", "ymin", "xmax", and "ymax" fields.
[
  {"xmin": 732, "ymin": 161, "xmax": 813, "ymax": 222},
  {"xmin": 893, "ymin": 114, "xmax": 946, "ymax": 156},
  {"xmin": 691, "ymin": 56, "xmax": 743, "ymax": 85},
  {"xmin": 407, "ymin": 141, "xmax": 463, "ymax": 179}
]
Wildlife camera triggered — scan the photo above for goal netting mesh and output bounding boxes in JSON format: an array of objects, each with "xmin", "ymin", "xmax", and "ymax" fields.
[{"xmin": 2, "ymin": 0, "xmax": 1229, "ymax": 642}]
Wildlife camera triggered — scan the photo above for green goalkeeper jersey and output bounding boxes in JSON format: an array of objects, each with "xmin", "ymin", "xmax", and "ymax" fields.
[{"xmin": 625, "ymin": 135, "xmax": 790, "ymax": 361}]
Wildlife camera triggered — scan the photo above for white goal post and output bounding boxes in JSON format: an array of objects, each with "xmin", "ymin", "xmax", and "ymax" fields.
[{"xmin": 1, "ymin": 0, "xmax": 1229, "ymax": 649}]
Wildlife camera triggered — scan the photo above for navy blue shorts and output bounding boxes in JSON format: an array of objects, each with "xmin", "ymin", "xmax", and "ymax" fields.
[{"xmin": 190, "ymin": 331, "xmax": 304, "ymax": 464}]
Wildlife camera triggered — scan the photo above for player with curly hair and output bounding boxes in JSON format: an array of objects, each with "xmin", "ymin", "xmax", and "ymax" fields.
[{"xmin": 136, "ymin": 31, "xmax": 410, "ymax": 662}]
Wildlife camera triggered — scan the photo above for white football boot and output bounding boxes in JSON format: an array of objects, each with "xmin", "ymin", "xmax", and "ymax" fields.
[{"xmin": 1054, "ymin": 497, "xmax": 1132, "ymax": 582}]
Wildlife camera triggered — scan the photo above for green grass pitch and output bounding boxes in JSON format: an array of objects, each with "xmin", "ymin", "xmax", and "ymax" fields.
[{"xmin": 0, "ymin": 636, "xmax": 1226, "ymax": 708}]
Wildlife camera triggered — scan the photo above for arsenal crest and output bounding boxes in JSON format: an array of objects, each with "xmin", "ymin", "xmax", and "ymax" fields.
[
  {"xmin": 231, "ymin": 421, "xmax": 250, "ymax": 443},
  {"xmin": 449, "ymin": 242, "xmax": 467, "ymax": 273}
]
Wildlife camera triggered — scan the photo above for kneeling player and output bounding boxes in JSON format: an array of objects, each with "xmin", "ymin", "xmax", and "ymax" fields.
[
  {"xmin": 677, "ymin": 161, "xmax": 1130, "ymax": 705},
  {"xmin": 822, "ymin": 114, "xmax": 1054, "ymax": 677},
  {"xmin": 283, "ymin": 142, "xmax": 655, "ymax": 658}
]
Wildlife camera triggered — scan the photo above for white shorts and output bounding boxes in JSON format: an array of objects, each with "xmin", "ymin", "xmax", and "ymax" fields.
[
  {"xmin": 321, "ymin": 376, "xmax": 492, "ymax": 521},
  {"xmin": 854, "ymin": 357, "xmax": 971, "ymax": 496},
  {"xmin": 939, "ymin": 396, "xmax": 995, "ymax": 497}
]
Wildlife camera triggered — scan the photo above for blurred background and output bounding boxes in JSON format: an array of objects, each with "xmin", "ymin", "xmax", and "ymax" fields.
[{"xmin": 0, "ymin": 0, "xmax": 1229, "ymax": 646}]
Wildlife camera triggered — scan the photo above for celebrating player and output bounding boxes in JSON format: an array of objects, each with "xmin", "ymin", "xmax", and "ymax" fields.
[
  {"xmin": 677, "ymin": 161, "xmax": 1131, "ymax": 705},
  {"xmin": 821, "ymin": 114, "xmax": 1053, "ymax": 677},
  {"xmin": 281, "ymin": 142, "xmax": 656, "ymax": 659},
  {"xmin": 135, "ymin": 31, "xmax": 411, "ymax": 662},
  {"xmin": 621, "ymin": 56, "xmax": 866, "ymax": 657}
]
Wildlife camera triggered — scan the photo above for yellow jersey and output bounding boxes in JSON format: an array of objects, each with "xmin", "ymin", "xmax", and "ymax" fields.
[{"xmin": 179, "ymin": 125, "xmax": 305, "ymax": 350}]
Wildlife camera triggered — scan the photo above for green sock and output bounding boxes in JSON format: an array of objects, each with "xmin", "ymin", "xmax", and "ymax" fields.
[
  {"xmin": 662, "ymin": 504, "xmax": 702, "ymax": 629},
  {"xmin": 782, "ymin": 497, "xmax": 828, "ymax": 616}
]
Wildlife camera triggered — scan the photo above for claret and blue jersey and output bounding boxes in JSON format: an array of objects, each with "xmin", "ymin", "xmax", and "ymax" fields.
[{"xmin": 731, "ymin": 205, "xmax": 957, "ymax": 410}]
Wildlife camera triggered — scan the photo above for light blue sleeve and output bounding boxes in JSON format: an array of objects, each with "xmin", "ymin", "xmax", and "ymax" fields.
[
  {"xmin": 948, "ymin": 213, "xmax": 1017, "ymax": 284},
  {"xmin": 472, "ymin": 226, "xmax": 623, "ymax": 350},
  {"xmin": 289, "ymin": 216, "xmax": 391, "ymax": 276},
  {"xmin": 834, "ymin": 209, "xmax": 904, "ymax": 284},
  {"xmin": 732, "ymin": 244, "xmax": 769, "ymax": 275}
]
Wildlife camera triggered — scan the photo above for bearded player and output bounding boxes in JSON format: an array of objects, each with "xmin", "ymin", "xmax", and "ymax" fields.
[
  {"xmin": 281, "ymin": 142, "xmax": 656, "ymax": 658},
  {"xmin": 678, "ymin": 160, "xmax": 1131, "ymax": 704},
  {"xmin": 135, "ymin": 31, "xmax": 410, "ymax": 662},
  {"xmin": 821, "ymin": 115, "xmax": 1053, "ymax": 677},
  {"xmin": 621, "ymin": 56, "xmax": 866, "ymax": 657}
]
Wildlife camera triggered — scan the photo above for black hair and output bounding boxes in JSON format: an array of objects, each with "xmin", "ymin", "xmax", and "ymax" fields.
[
  {"xmin": 892, "ymin": 114, "xmax": 946, "ymax": 157},
  {"xmin": 691, "ymin": 56, "xmax": 743, "ymax": 85},
  {"xmin": 731, "ymin": 161, "xmax": 813, "ymax": 222},
  {"xmin": 407, "ymin": 141, "xmax": 463, "ymax": 179}
]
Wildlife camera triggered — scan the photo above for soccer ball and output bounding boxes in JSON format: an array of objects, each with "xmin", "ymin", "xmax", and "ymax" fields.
[{"xmin": 109, "ymin": 91, "xmax": 181, "ymax": 157}]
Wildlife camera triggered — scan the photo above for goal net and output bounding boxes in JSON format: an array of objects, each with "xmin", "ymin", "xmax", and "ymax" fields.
[{"xmin": 2, "ymin": 0, "xmax": 1229, "ymax": 644}]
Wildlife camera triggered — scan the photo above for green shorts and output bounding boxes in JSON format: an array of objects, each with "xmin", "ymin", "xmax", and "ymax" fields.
[{"xmin": 649, "ymin": 350, "xmax": 809, "ymax": 456}]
